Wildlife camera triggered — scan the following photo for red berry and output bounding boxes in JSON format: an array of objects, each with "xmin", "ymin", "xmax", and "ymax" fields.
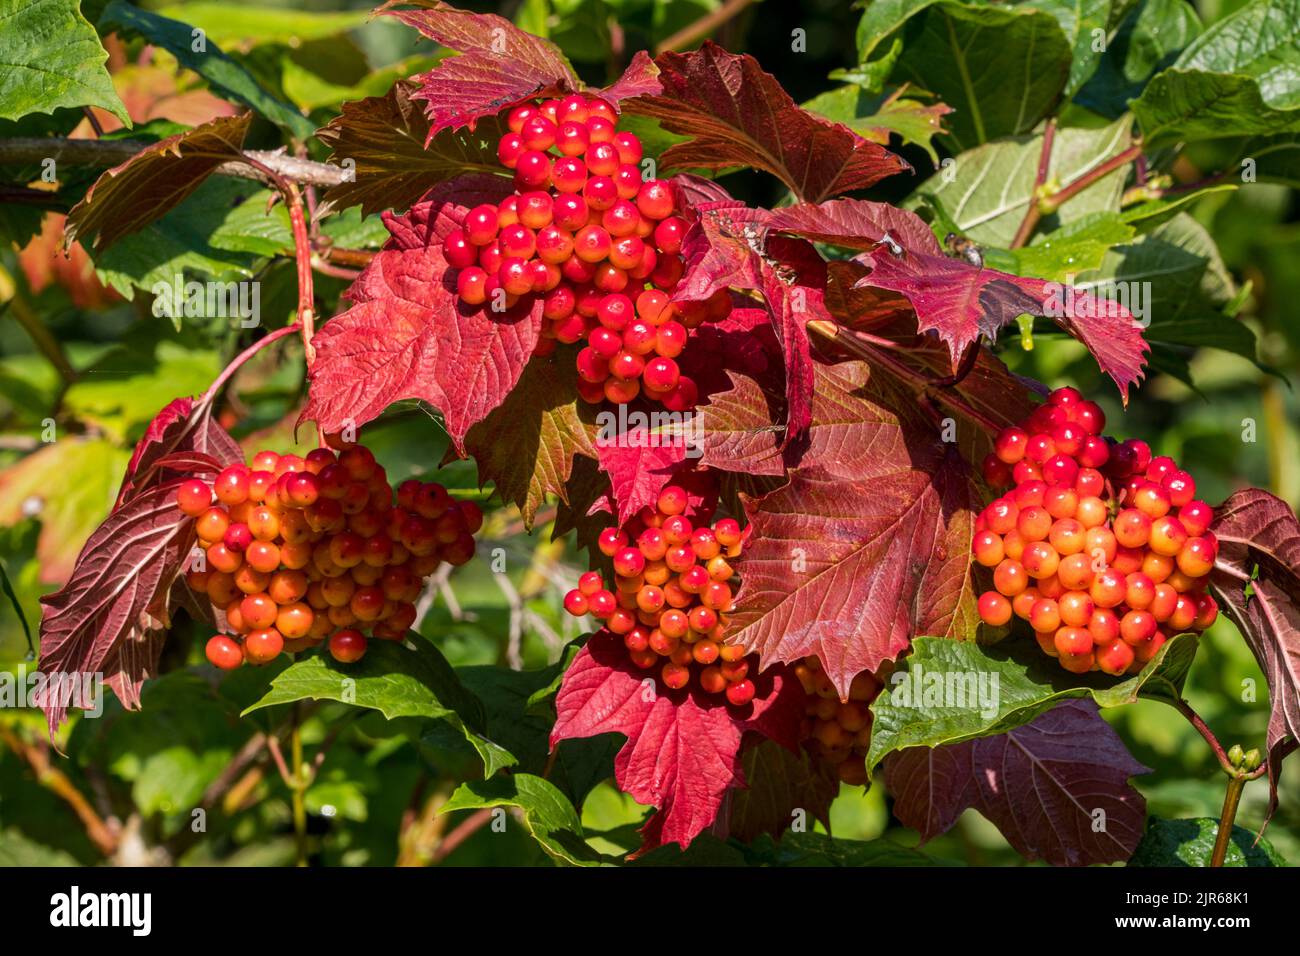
[
  {"xmin": 205, "ymin": 635, "xmax": 243, "ymax": 670},
  {"xmin": 642, "ymin": 356, "xmax": 680, "ymax": 392},
  {"xmin": 563, "ymin": 589, "xmax": 589, "ymax": 616},
  {"xmin": 636, "ymin": 180, "xmax": 674, "ymax": 220},
  {"xmin": 329, "ymin": 628, "xmax": 367, "ymax": 663},
  {"xmin": 177, "ymin": 479, "xmax": 212, "ymax": 516},
  {"xmin": 725, "ymin": 680, "xmax": 756, "ymax": 706}
]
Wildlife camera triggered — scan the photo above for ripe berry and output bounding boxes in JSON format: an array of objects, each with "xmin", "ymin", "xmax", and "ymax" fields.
[
  {"xmin": 329, "ymin": 628, "xmax": 367, "ymax": 663},
  {"xmin": 205, "ymin": 635, "xmax": 243, "ymax": 670},
  {"xmin": 978, "ymin": 592, "xmax": 1012, "ymax": 626}
]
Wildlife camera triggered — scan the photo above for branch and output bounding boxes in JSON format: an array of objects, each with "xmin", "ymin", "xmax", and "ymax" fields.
[
  {"xmin": 655, "ymin": 0, "xmax": 756, "ymax": 54},
  {"xmin": 0, "ymin": 137, "xmax": 348, "ymax": 188},
  {"xmin": 1010, "ymin": 118, "xmax": 1056, "ymax": 250},
  {"xmin": 0, "ymin": 724, "xmax": 118, "ymax": 856}
]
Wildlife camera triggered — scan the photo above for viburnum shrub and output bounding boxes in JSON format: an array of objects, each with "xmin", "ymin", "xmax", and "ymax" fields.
[
  {"xmin": 176, "ymin": 443, "xmax": 480, "ymax": 668},
  {"xmin": 974, "ymin": 387, "xmax": 1218, "ymax": 676},
  {"xmin": 17, "ymin": 0, "xmax": 1300, "ymax": 870}
]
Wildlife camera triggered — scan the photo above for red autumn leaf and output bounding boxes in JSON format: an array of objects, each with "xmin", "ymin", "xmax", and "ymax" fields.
[
  {"xmin": 1210, "ymin": 488, "xmax": 1300, "ymax": 820},
  {"xmin": 460, "ymin": 357, "xmax": 598, "ymax": 529},
  {"xmin": 884, "ymin": 700, "xmax": 1150, "ymax": 867},
  {"xmin": 315, "ymin": 79, "xmax": 509, "ymax": 218},
  {"xmin": 116, "ymin": 397, "xmax": 243, "ymax": 508},
  {"xmin": 383, "ymin": 1, "xmax": 579, "ymax": 139},
  {"xmin": 769, "ymin": 198, "xmax": 939, "ymax": 254},
  {"xmin": 769, "ymin": 198, "xmax": 1150, "ymax": 401},
  {"xmin": 727, "ymin": 361, "xmax": 976, "ymax": 696},
  {"xmin": 857, "ymin": 248, "xmax": 1149, "ymax": 402},
  {"xmin": 66, "ymin": 113, "xmax": 252, "ymax": 251},
  {"xmin": 37, "ymin": 480, "xmax": 206, "ymax": 735},
  {"xmin": 625, "ymin": 43, "xmax": 908, "ymax": 202},
  {"xmin": 302, "ymin": 175, "xmax": 543, "ymax": 454},
  {"xmin": 675, "ymin": 202, "xmax": 824, "ymax": 441},
  {"xmin": 550, "ymin": 630, "xmax": 804, "ymax": 853},
  {"xmin": 598, "ymin": 49, "xmax": 662, "ymax": 103}
]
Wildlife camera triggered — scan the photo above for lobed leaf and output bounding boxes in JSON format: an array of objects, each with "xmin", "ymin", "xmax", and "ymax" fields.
[
  {"xmin": 866, "ymin": 633, "xmax": 1198, "ymax": 771},
  {"xmin": 315, "ymin": 80, "xmax": 509, "ymax": 218},
  {"xmin": 625, "ymin": 43, "xmax": 908, "ymax": 203},
  {"xmin": 439, "ymin": 773, "xmax": 603, "ymax": 866},
  {"xmin": 550, "ymin": 630, "xmax": 804, "ymax": 854},
  {"xmin": 66, "ymin": 114, "xmax": 252, "ymax": 252},
  {"xmin": 884, "ymin": 700, "xmax": 1150, "ymax": 866},
  {"xmin": 302, "ymin": 175, "xmax": 543, "ymax": 454}
]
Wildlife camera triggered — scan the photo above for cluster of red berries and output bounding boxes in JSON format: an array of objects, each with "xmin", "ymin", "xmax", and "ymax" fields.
[
  {"xmin": 446, "ymin": 93, "xmax": 729, "ymax": 409},
  {"xmin": 174, "ymin": 444, "xmax": 480, "ymax": 669},
  {"xmin": 975, "ymin": 387, "xmax": 1219, "ymax": 675},
  {"xmin": 794, "ymin": 658, "xmax": 880, "ymax": 786},
  {"xmin": 562, "ymin": 485, "xmax": 758, "ymax": 704}
]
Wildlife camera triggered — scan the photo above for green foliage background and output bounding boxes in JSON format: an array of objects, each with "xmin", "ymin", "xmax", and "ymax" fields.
[{"xmin": 0, "ymin": 0, "xmax": 1297, "ymax": 866}]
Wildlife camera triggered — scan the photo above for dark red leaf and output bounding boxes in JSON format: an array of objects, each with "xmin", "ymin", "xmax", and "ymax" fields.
[
  {"xmin": 66, "ymin": 114, "xmax": 252, "ymax": 251},
  {"xmin": 315, "ymin": 80, "xmax": 509, "ymax": 218},
  {"xmin": 857, "ymin": 247, "xmax": 1149, "ymax": 402},
  {"xmin": 676, "ymin": 202, "xmax": 823, "ymax": 441},
  {"xmin": 116, "ymin": 397, "xmax": 242, "ymax": 508},
  {"xmin": 599, "ymin": 50, "xmax": 662, "ymax": 103},
  {"xmin": 884, "ymin": 701, "xmax": 1150, "ymax": 867},
  {"xmin": 728, "ymin": 362, "xmax": 976, "ymax": 696},
  {"xmin": 767, "ymin": 198, "xmax": 1149, "ymax": 402},
  {"xmin": 38, "ymin": 481, "xmax": 199, "ymax": 735},
  {"xmin": 1210, "ymin": 488, "xmax": 1300, "ymax": 821},
  {"xmin": 550, "ymin": 630, "xmax": 804, "ymax": 853},
  {"xmin": 626, "ymin": 43, "xmax": 908, "ymax": 202},
  {"xmin": 594, "ymin": 423, "xmax": 696, "ymax": 526},
  {"xmin": 383, "ymin": 2, "xmax": 579, "ymax": 139},
  {"xmin": 302, "ymin": 175, "xmax": 543, "ymax": 454}
]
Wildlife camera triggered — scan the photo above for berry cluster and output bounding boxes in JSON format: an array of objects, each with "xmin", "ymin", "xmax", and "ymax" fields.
[
  {"xmin": 794, "ymin": 658, "xmax": 880, "ymax": 786},
  {"xmin": 447, "ymin": 93, "xmax": 730, "ymax": 409},
  {"xmin": 175, "ymin": 444, "xmax": 479, "ymax": 669},
  {"xmin": 975, "ymin": 387, "xmax": 1219, "ymax": 675},
  {"xmin": 562, "ymin": 485, "xmax": 757, "ymax": 704}
]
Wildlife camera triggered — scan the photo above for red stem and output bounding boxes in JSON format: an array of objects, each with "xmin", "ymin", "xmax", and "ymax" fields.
[
  {"xmin": 1010, "ymin": 119, "xmax": 1056, "ymax": 250},
  {"xmin": 1042, "ymin": 144, "xmax": 1143, "ymax": 213},
  {"xmin": 199, "ymin": 323, "xmax": 302, "ymax": 408}
]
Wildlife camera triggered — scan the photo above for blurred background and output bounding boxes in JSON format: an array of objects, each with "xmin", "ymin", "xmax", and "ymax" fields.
[{"xmin": 0, "ymin": 0, "xmax": 1296, "ymax": 865}]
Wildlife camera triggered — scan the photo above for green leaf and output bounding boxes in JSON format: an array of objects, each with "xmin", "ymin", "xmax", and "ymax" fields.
[
  {"xmin": 984, "ymin": 212, "xmax": 1137, "ymax": 281},
  {"xmin": 1128, "ymin": 816, "xmax": 1285, "ymax": 866},
  {"xmin": 1077, "ymin": 212, "xmax": 1259, "ymax": 363},
  {"xmin": 1076, "ymin": 0, "xmax": 1203, "ymax": 118},
  {"xmin": 744, "ymin": 831, "xmax": 947, "ymax": 866},
  {"xmin": 208, "ymin": 188, "xmax": 292, "ymax": 257},
  {"xmin": 61, "ymin": 330, "xmax": 222, "ymax": 443},
  {"xmin": 1120, "ymin": 183, "xmax": 1238, "ymax": 229},
  {"xmin": 1024, "ymin": 0, "xmax": 1133, "ymax": 96},
  {"xmin": 0, "ymin": 0, "xmax": 128, "ymax": 124},
  {"xmin": 866, "ymin": 633, "xmax": 1198, "ymax": 771},
  {"xmin": 1131, "ymin": 0, "xmax": 1300, "ymax": 145},
  {"xmin": 244, "ymin": 638, "xmax": 515, "ymax": 777},
  {"xmin": 98, "ymin": 0, "xmax": 314, "ymax": 140},
  {"xmin": 440, "ymin": 773, "xmax": 605, "ymax": 866},
  {"xmin": 857, "ymin": 0, "xmax": 1074, "ymax": 149},
  {"xmin": 804, "ymin": 84, "xmax": 952, "ymax": 165},
  {"xmin": 910, "ymin": 114, "xmax": 1134, "ymax": 246},
  {"xmin": 93, "ymin": 177, "xmax": 263, "ymax": 307},
  {"xmin": 154, "ymin": 2, "xmax": 369, "ymax": 47},
  {"xmin": 0, "ymin": 557, "xmax": 34, "ymax": 657}
]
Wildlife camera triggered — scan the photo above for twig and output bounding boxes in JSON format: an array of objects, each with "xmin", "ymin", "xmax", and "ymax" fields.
[
  {"xmin": 1010, "ymin": 119, "xmax": 1056, "ymax": 249},
  {"xmin": 430, "ymin": 807, "xmax": 496, "ymax": 864},
  {"xmin": 5, "ymin": 293, "xmax": 77, "ymax": 384},
  {"xmin": 0, "ymin": 138, "xmax": 348, "ymax": 187},
  {"xmin": 1211, "ymin": 775, "xmax": 1246, "ymax": 868},
  {"xmin": 492, "ymin": 570, "xmax": 525, "ymax": 670},
  {"xmin": 81, "ymin": 108, "xmax": 105, "ymax": 138},
  {"xmin": 315, "ymin": 245, "xmax": 377, "ymax": 269},
  {"xmin": 198, "ymin": 323, "xmax": 302, "ymax": 409},
  {"xmin": 1173, "ymin": 699, "xmax": 1235, "ymax": 775},
  {"xmin": 0, "ymin": 725, "xmax": 118, "ymax": 856},
  {"xmin": 655, "ymin": 0, "xmax": 756, "ymax": 54},
  {"xmin": 1040, "ymin": 144, "xmax": 1144, "ymax": 214},
  {"xmin": 311, "ymin": 256, "xmax": 361, "ymax": 281}
]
